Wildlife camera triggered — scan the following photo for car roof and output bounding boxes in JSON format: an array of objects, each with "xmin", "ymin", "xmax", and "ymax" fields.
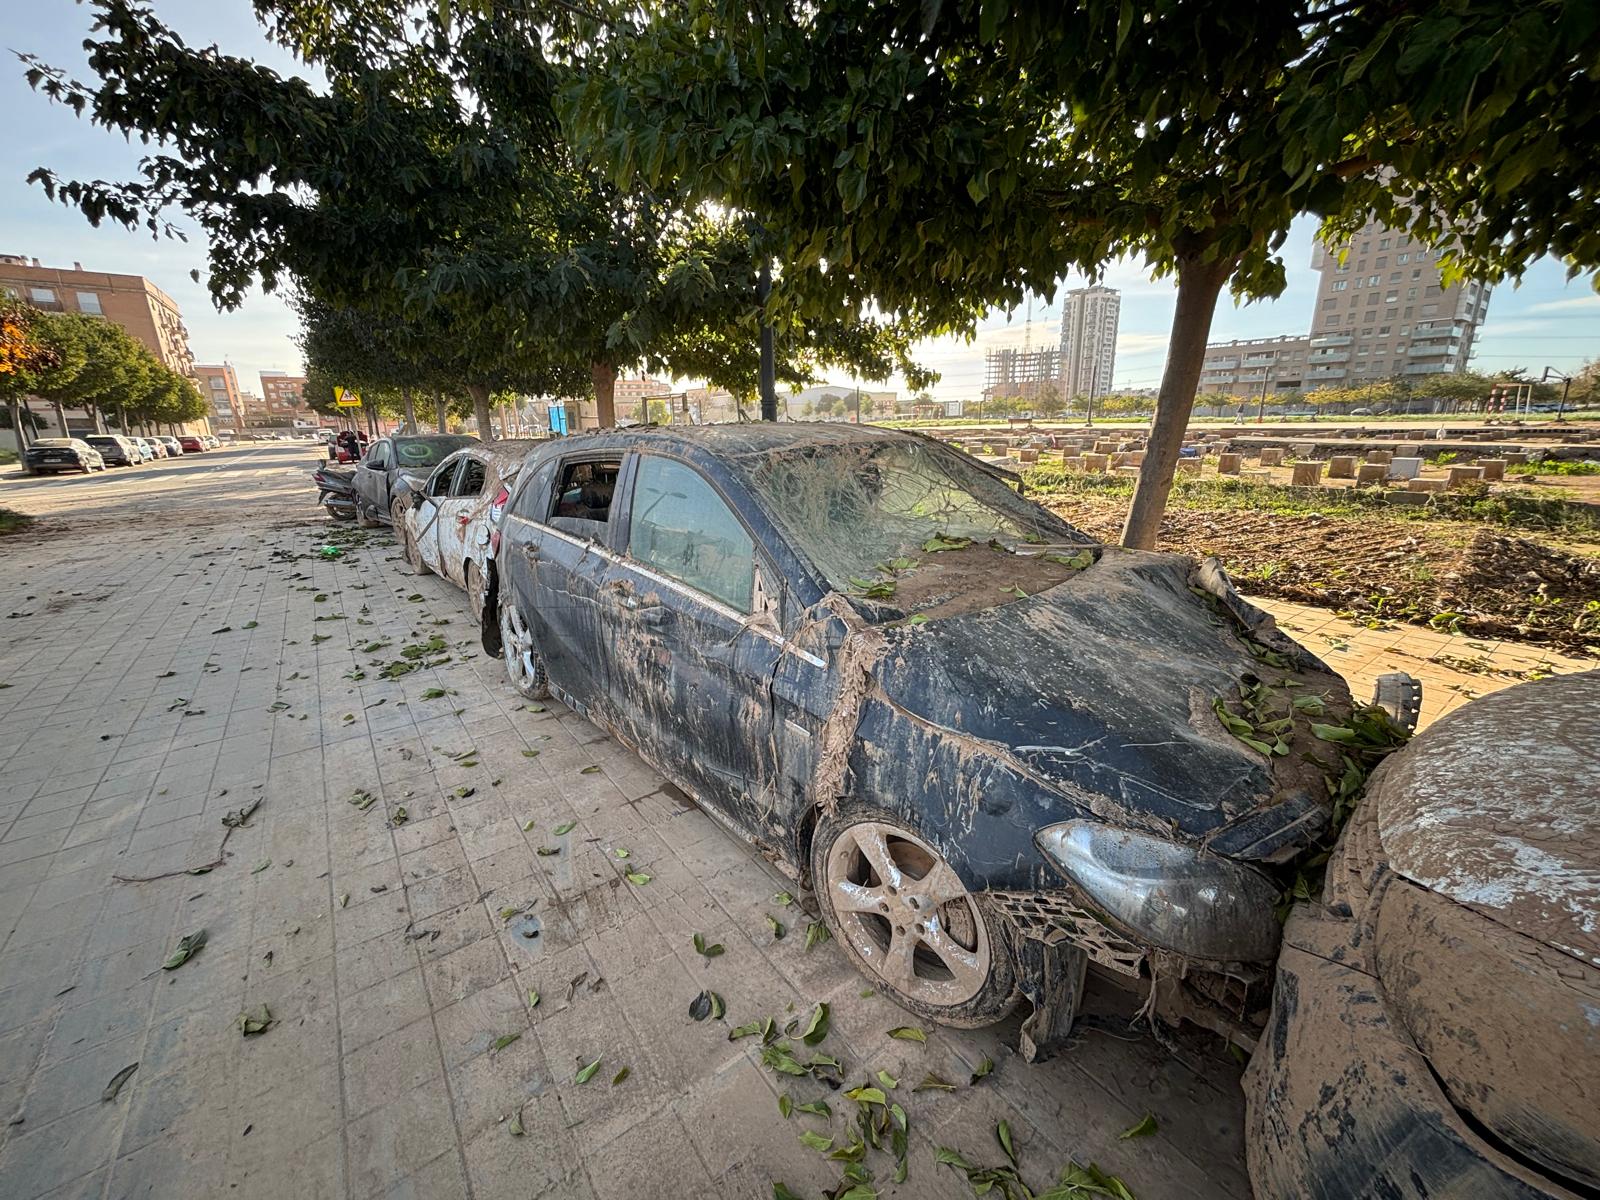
[
  {"xmin": 33, "ymin": 438, "xmax": 78, "ymax": 446},
  {"xmin": 449, "ymin": 438, "xmax": 550, "ymax": 467}
]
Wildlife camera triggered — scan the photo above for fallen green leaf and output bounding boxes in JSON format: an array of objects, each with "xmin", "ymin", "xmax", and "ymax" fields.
[
  {"xmin": 574, "ymin": 1057, "xmax": 602, "ymax": 1084},
  {"xmin": 778, "ymin": 1093, "xmax": 793, "ymax": 1118},
  {"xmin": 844, "ymin": 1085, "xmax": 887, "ymax": 1106},
  {"xmin": 888, "ymin": 1026, "xmax": 926, "ymax": 1043},
  {"xmin": 521, "ymin": 749, "xmax": 540, "ymax": 758},
  {"xmin": 625, "ymin": 871, "xmax": 652, "ymax": 885},
  {"xmin": 536, "ymin": 846, "xmax": 560, "ymax": 856},
  {"xmin": 251, "ymin": 858, "xmax": 271, "ymax": 874},
  {"xmin": 509, "ymin": 1105, "xmax": 524, "ymax": 1136},
  {"xmin": 693, "ymin": 932, "xmax": 725, "ymax": 958},
  {"xmin": 877, "ymin": 1069, "xmax": 898, "ymax": 1090},
  {"xmin": 611, "ymin": 1066, "xmax": 630, "ymax": 1086},
  {"xmin": 799, "ymin": 1130, "xmax": 834, "ymax": 1152},
  {"xmin": 795, "ymin": 1099, "xmax": 832, "ymax": 1118},
  {"xmin": 390, "ymin": 807, "xmax": 408, "ymax": 826},
  {"xmin": 527, "ymin": 989, "xmax": 540, "ymax": 1009},
  {"xmin": 338, "ymin": 893, "xmax": 350, "ymax": 909},
  {"xmin": 554, "ymin": 820, "xmax": 577, "ymax": 835},
  {"xmin": 914, "ymin": 1073, "xmax": 957, "ymax": 1092},
  {"xmin": 803, "ymin": 921, "xmax": 830, "ymax": 951},
  {"xmin": 491, "ymin": 1033, "xmax": 522, "ymax": 1052},
  {"xmin": 580, "ymin": 765, "xmax": 601, "ymax": 775},
  {"xmin": 162, "ymin": 930, "xmax": 208, "ymax": 971},
  {"xmin": 614, "ymin": 848, "xmax": 630, "ymax": 859},
  {"xmin": 997, "ymin": 1118, "xmax": 1016, "ymax": 1165},
  {"xmin": 799, "ymin": 1002, "xmax": 830, "ymax": 1046},
  {"xmin": 1119, "ymin": 1113, "xmax": 1158, "ymax": 1140},
  {"xmin": 238, "ymin": 1004, "xmax": 274, "ymax": 1037},
  {"xmin": 971, "ymin": 1057, "xmax": 993, "ymax": 1083},
  {"xmin": 772, "ymin": 891, "xmax": 793, "ymax": 907},
  {"xmin": 729, "ymin": 1021, "xmax": 763, "ymax": 1041},
  {"xmin": 765, "ymin": 915, "xmax": 786, "ymax": 939},
  {"xmin": 101, "ymin": 1062, "xmax": 139, "ymax": 1102}
]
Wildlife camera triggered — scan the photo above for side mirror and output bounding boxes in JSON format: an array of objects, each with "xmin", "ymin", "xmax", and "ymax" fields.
[{"xmin": 409, "ymin": 490, "xmax": 426, "ymax": 509}]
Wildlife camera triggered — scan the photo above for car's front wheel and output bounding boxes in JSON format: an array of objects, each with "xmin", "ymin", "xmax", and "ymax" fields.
[
  {"xmin": 498, "ymin": 598, "xmax": 549, "ymax": 700},
  {"xmin": 811, "ymin": 806, "xmax": 1017, "ymax": 1028}
]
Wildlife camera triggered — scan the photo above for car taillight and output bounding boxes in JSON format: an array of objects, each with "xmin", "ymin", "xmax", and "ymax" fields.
[{"xmin": 488, "ymin": 487, "xmax": 509, "ymax": 554}]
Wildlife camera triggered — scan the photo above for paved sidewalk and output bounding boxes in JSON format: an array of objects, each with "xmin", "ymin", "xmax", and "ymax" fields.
[{"xmin": 0, "ymin": 450, "xmax": 1249, "ymax": 1200}]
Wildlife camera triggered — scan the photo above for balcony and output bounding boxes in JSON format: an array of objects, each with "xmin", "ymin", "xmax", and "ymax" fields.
[
  {"xmin": 1307, "ymin": 366, "xmax": 1348, "ymax": 379},
  {"xmin": 1310, "ymin": 334, "xmax": 1353, "ymax": 347},
  {"xmin": 1242, "ymin": 355, "xmax": 1278, "ymax": 366},
  {"xmin": 1308, "ymin": 350, "xmax": 1350, "ymax": 363},
  {"xmin": 1402, "ymin": 363, "xmax": 1448, "ymax": 375},
  {"xmin": 1406, "ymin": 343, "xmax": 1457, "ymax": 359},
  {"xmin": 1206, "ymin": 359, "xmax": 1241, "ymax": 370}
]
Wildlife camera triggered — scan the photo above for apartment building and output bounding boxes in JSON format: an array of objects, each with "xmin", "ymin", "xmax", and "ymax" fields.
[
  {"xmin": 0, "ymin": 254, "xmax": 195, "ymax": 378},
  {"xmin": 194, "ymin": 363, "xmax": 245, "ymax": 429},
  {"xmin": 1307, "ymin": 219, "xmax": 1491, "ymax": 386},
  {"xmin": 612, "ymin": 375, "xmax": 675, "ymax": 423},
  {"xmin": 258, "ymin": 371, "xmax": 310, "ymax": 427},
  {"xmin": 1198, "ymin": 335, "xmax": 1311, "ymax": 395},
  {"xmin": 1059, "ymin": 285, "xmax": 1120, "ymax": 399}
]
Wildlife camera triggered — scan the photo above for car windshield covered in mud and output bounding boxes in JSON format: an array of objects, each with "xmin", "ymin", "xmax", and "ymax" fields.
[{"xmin": 486, "ymin": 424, "xmax": 1413, "ymax": 1058}]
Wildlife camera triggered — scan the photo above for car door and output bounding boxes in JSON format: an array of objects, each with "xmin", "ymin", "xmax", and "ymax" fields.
[
  {"xmin": 436, "ymin": 456, "xmax": 488, "ymax": 587},
  {"xmin": 597, "ymin": 453, "xmax": 786, "ymax": 837},
  {"xmin": 357, "ymin": 440, "xmax": 391, "ymax": 514},
  {"xmin": 498, "ymin": 451, "xmax": 625, "ymax": 719},
  {"xmin": 411, "ymin": 458, "xmax": 461, "ymax": 575}
]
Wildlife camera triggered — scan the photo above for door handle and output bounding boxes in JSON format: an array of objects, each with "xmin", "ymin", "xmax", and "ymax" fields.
[{"xmin": 518, "ymin": 543, "xmax": 540, "ymax": 562}]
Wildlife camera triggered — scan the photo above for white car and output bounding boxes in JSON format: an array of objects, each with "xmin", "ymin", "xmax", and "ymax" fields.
[{"xmin": 393, "ymin": 441, "xmax": 544, "ymax": 622}]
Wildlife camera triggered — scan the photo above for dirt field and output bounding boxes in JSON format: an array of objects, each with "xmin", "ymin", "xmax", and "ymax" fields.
[{"xmin": 1038, "ymin": 490, "xmax": 1600, "ymax": 656}]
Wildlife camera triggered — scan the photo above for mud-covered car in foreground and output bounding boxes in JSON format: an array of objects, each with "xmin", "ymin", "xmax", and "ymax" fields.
[
  {"xmin": 1246, "ymin": 670, "xmax": 1599, "ymax": 1199},
  {"xmin": 482, "ymin": 424, "xmax": 1415, "ymax": 1055}
]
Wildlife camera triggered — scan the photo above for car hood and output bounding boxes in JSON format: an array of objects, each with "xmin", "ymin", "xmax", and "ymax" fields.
[
  {"xmin": 870, "ymin": 548, "xmax": 1347, "ymax": 858},
  {"xmin": 1372, "ymin": 669, "xmax": 1600, "ymax": 968}
]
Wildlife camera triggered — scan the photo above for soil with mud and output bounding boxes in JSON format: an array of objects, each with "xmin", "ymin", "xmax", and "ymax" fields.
[{"xmin": 1044, "ymin": 498, "xmax": 1600, "ymax": 655}]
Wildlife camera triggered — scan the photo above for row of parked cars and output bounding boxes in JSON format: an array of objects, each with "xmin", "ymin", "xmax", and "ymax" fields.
[
  {"xmin": 21, "ymin": 432, "xmax": 218, "ymax": 474},
  {"xmin": 332, "ymin": 424, "xmax": 1595, "ymax": 1199}
]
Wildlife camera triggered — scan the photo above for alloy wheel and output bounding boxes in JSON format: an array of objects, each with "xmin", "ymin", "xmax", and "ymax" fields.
[
  {"xmin": 499, "ymin": 600, "xmax": 547, "ymax": 698},
  {"xmin": 821, "ymin": 821, "xmax": 991, "ymax": 1008}
]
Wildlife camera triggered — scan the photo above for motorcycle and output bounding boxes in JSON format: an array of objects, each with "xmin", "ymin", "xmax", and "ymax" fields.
[{"xmin": 312, "ymin": 465, "xmax": 357, "ymax": 521}]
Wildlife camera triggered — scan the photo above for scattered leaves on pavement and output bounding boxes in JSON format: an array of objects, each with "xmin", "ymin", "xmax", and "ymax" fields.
[
  {"xmin": 971, "ymin": 1058, "xmax": 994, "ymax": 1084},
  {"xmin": 799, "ymin": 1002, "xmax": 830, "ymax": 1046},
  {"xmin": 803, "ymin": 921, "xmax": 830, "ymax": 951},
  {"xmin": 888, "ymin": 1026, "xmax": 927, "ymax": 1043},
  {"xmin": 251, "ymin": 859, "xmax": 271, "ymax": 874},
  {"xmin": 101, "ymin": 1062, "xmax": 139, "ymax": 1102},
  {"xmin": 238, "ymin": 1005, "xmax": 275, "ymax": 1037},
  {"xmin": 625, "ymin": 871, "xmax": 651, "ymax": 885},
  {"xmin": 611, "ymin": 1066, "xmax": 630, "ymax": 1086},
  {"xmin": 693, "ymin": 933, "xmax": 725, "ymax": 958},
  {"xmin": 574, "ymin": 1057, "xmax": 602, "ymax": 1084},
  {"xmin": 553, "ymin": 821, "xmax": 576, "ymax": 835},
  {"xmin": 1119, "ymin": 1113, "xmax": 1158, "ymax": 1140},
  {"xmin": 765, "ymin": 915, "xmax": 786, "ymax": 939},
  {"xmin": 491, "ymin": 1033, "xmax": 521, "ymax": 1053},
  {"xmin": 914, "ymin": 1073, "xmax": 957, "ymax": 1092}
]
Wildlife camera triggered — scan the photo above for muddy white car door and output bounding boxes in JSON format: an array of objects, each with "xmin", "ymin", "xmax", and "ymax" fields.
[
  {"xmin": 435, "ymin": 456, "xmax": 489, "ymax": 587},
  {"xmin": 409, "ymin": 457, "xmax": 461, "ymax": 574}
]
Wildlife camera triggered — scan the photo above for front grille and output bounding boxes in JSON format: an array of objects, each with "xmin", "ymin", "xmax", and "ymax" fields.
[{"xmin": 989, "ymin": 890, "xmax": 1146, "ymax": 977}]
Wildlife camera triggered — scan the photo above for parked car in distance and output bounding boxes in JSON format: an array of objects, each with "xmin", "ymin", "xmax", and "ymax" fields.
[
  {"xmin": 23, "ymin": 437, "xmax": 105, "ymax": 474},
  {"xmin": 83, "ymin": 434, "xmax": 140, "ymax": 467},
  {"xmin": 481, "ymin": 424, "xmax": 1419, "ymax": 1056},
  {"xmin": 128, "ymin": 437, "xmax": 155, "ymax": 462},
  {"xmin": 1246, "ymin": 669, "xmax": 1599, "ymax": 1200},
  {"xmin": 202, "ymin": 434, "xmax": 220, "ymax": 448},
  {"xmin": 352, "ymin": 434, "xmax": 477, "ymax": 527},
  {"xmin": 395, "ymin": 441, "xmax": 543, "ymax": 622},
  {"xmin": 156, "ymin": 435, "xmax": 184, "ymax": 456},
  {"xmin": 178, "ymin": 435, "xmax": 206, "ymax": 453}
]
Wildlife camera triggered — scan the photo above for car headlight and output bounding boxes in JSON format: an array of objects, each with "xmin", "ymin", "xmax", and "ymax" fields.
[{"xmin": 1035, "ymin": 820, "xmax": 1282, "ymax": 963}]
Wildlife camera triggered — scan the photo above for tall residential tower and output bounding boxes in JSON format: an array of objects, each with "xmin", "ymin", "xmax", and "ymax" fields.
[{"xmin": 1059, "ymin": 285, "xmax": 1120, "ymax": 399}]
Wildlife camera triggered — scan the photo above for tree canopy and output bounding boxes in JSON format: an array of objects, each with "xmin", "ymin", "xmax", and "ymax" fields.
[
  {"xmin": 563, "ymin": 0, "xmax": 1600, "ymax": 544},
  {"xmin": 24, "ymin": 0, "xmax": 931, "ymax": 437}
]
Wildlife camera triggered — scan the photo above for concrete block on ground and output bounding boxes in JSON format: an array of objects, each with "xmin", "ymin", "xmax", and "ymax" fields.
[
  {"xmin": 1386, "ymin": 489, "xmax": 1432, "ymax": 506},
  {"xmin": 1259, "ymin": 448, "xmax": 1285, "ymax": 466},
  {"xmin": 1476, "ymin": 459, "xmax": 1506, "ymax": 481},
  {"xmin": 1019, "ymin": 448, "xmax": 1040, "ymax": 464},
  {"xmin": 1217, "ymin": 453, "xmax": 1242, "ymax": 475},
  {"xmin": 1447, "ymin": 465, "xmax": 1485, "ymax": 489},
  {"xmin": 1115, "ymin": 465, "xmax": 1142, "ymax": 477},
  {"xmin": 1291, "ymin": 443, "xmax": 1316, "ymax": 458},
  {"xmin": 1407, "ymin": 478, "xmax": 1448, "ymax": 493},
  {"xmin": 1327, "ymin": 455, "xmax": 1357, "ymax": 479},
  {"xmin": 1505, "ymin": 452, "xmax": 1529, "ymax": 465},
  {"xmin": 1356, "ymin": 463, "xmax": 1389, "ymax": 485},
  {"xmin": 1290, "ymin": 461, "xmax": 1324, "ymax": 487},
  {"xmin": 1063, "ymin": 456, "xmax": 1087, "ymax": 471},
  {"xmin": 1082, "ymin": 453, "xmax": 1110, "ymax": 472},
  {"xmin": 1239, "ymin": 468, "xmax": 1273, "ymax": 483},
  {"xmin": 1126, "ymin": 449, "xmax": 1146, "ymax": 466},
  {"xmin": 1094, "ymin": 440, "xmax": 1119, "ymax": 454},
  {"xmin": 1176, "ymin": 458, "xmax": 1201, "ymax": 475},
  {"xmin": 1365, "ymin": 449, "xmax": 1394, "ymax": 464},
  {"xmin": 1387, "ymin": 457, "xmax": 1422, "ymax": 480}
]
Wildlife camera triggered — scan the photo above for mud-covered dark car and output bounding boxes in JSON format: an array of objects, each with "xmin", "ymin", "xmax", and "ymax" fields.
[
  {"xmin": 1246, "ymin": 670, "xmax": 1599, "ymax": 1199},
  {"xmin": 481, "ymin": 424, "xmax": 1411, "ymax": 1054}
]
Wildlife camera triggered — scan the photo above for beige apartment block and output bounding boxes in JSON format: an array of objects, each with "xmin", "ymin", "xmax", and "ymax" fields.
[{"xmin": 195, "ymin": 362, "xmax": 245, "ymax": 430}]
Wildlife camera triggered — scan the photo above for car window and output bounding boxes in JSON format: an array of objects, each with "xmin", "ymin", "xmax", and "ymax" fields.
[
  {"xmin": 628, "ymin": 456, "xmax": 755, "ymax": 613},
  {"xmin": 454, "ymin": 458, "xmax": 487, "ymax": 497},
  {"xmin": 510, "ymin": 460, "xmax": 557, "ymax": 521},
  {"xmin": 427, "ymin": 460, "xmax": 460, "ymax": 497},
  {"xmin": 548, "ymin": 458, "xmax": 622, "ymax": 540},
  {"xmin": 367, "ymin": 442, "xmax": 390, "ymax": 469}
]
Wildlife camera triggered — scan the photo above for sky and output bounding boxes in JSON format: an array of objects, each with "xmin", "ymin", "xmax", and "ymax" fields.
[{"xmin": 5, "ymin": 2, "xmax": 1598, "ymax": 406}]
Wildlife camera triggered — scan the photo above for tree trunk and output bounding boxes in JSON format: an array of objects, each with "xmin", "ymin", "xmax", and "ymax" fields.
[
  {"xmin": 1120, "ymin": 253, "xmax": 1234, "ymax": 550},
  {"xmin": 401, "ymin": 386, "xmax": 416, "ymax": 433},
  {"xmin": 6, "ymin": 399, "xmax": 25, "ymax": 451},
  {"xmin": 52, "ymin": 400, "xmax": 70, "ymax": 437},
  {"xmin": 93, "ymin": 405, "xmax": 107, "ymax": 434},
  {"xmin": 467, "ymin": 383, "xmax": 495, "ymax": 442},
  {"xmin": 591, "ymin": 362, "xmax": 617, "ymax": 429},
  {"xmin": 435, "ymin": 391, "xmax": 449, "ymax": 433}
]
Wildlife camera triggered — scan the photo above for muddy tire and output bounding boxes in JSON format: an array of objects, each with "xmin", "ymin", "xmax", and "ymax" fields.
[
  {"xmin": 401, "ymin": 518, "xmax": 430, "ymax": 575},
  {"xmin": 811, "ymin": 804, "xmax": 1018, "ymax": 1029},
  {"xmin": 499, "ymin": 596, "xmax": 549, "ymax": 700},
  {"xmin": 356, "ymin": 499, "xmax": 378, "ymax": 528}
]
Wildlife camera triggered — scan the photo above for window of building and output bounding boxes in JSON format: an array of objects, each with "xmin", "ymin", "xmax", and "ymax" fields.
[
  {"xmin": 1361, "ymin": 242, "xmax": 1371, "ymax": 254},
  {"xmin": 1379, "ymin": 237, "xmax": 1391, "ymax": 250},
  {"xmin": 1356, "ymin": 347, "xmax": 1368, "ymax": 356},
  {"xmin": 1385, "ymin": 293, "xmax": 1398, "ymax": 303},
  {"xmin": 1321, "ymin": 299, "xmax": 1337, "ymax": 310},
  {"xmin": 1399, "ymin": 325, "xmax": 1410, "ymax": 335},
  {"xmin": 1325, "ymin": 315, "xmax": 1341, "ymax": 327},
  {"xmin": 1332, "ymin": 280, "xmax": 1347, "ymax": 291},
  {"xmin": 1379, "ymin": 326, "xmax": 1391, "ymax": 335},
  {"xmin": 1406, "ymin": 288, "xmax": 1417, "ymax": 301},
  {"xmin": 1404, "ymin": 307, "xmax": 1414, "ymax": 318},
  {"xmin": 1367, "ymin": 293, "xmax": 1380, "ymax": 305},
  {"xmin": 1421, "ymin": 303, "xmax": 1439, "ymax": 316},
  {"xmin": 1389, "ymin": 271, "xmax": 1402, "ymax": 282},
  {"xmin": 1367, "ymin": 275, "xmax": 1380, "ymax": 286},
  {"xmin": 629, "ymin": 456, "xmax": 755, "ymax": 612},
  {"xmin": 1375, "ymin": 256, "xmax": 1388, "ymax": 268},
  {"xmin": 210, "ymin": 376, "xmax": 225, "ymax": 388},
  {"xmin": 1412, "ymin": 269, "xmax": 1422, "ymax": 280},
  {"xmin": 75, "ymin": 292, "xmax": 103, "ymax": 315},
  {"xmin": 28, "ymin": 287, "xmax": 56, "ymax": 304},
  {"xmin": 1336, "ymin": 262, "xmax": 1349, "ymax": 273},
  {"xmin": 1398, "ymin": 253, "xmax": 1410, "ymax": 265}
]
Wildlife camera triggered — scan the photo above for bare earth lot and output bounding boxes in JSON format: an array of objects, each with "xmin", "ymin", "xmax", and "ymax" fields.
[{"xmin": 0, "ymin": 447, "xmax": 1248, "ymax": 1200}]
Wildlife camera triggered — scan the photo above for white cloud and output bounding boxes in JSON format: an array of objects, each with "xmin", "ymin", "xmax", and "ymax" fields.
[{"xmin": 1525, "ymin": 295, "xmax": 1600, "ymax": 314}]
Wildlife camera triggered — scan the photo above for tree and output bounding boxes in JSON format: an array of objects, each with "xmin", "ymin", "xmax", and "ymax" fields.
[
  {"xmin": 0, "ymin": 300, "xmax": 59, "ymax": 446},
  {"xmin": 23, "ymin": 0, "xmax": 930, "ymax": 439},
  {"xmin": 566, "ymin": 0, "xmax": 1600, "ymax": 546}
]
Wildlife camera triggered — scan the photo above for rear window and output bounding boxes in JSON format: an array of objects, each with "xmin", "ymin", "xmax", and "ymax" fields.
[{"xmin": 393, "ymin": 437, "xmax": 475, "ymax": 468}]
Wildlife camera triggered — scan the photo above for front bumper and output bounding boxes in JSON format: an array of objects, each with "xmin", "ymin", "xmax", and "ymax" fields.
[{"xmin": 1243, "ymin": 904, "xmax": 1578, "ymax": 1200}]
